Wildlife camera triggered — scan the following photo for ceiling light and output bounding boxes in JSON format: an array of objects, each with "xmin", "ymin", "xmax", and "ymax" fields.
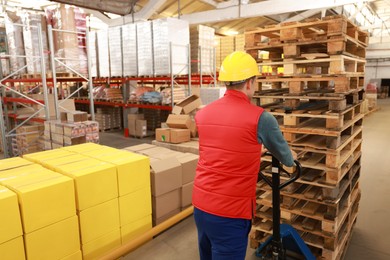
[{"xmin": 224, "ymin": 30, "xmax": 239, "ymax": 36}]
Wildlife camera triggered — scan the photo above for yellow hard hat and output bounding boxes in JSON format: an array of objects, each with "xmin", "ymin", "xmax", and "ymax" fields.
[{"xmin": 218, "ymin": 51, "xmax": 260, "ymax": 82}]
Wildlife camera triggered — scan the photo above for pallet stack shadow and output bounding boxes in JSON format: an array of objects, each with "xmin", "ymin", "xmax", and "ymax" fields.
[
  {"xmin": 44, "ymin": 111, "xmax": 99, "ymax": 149},
  {"xmin": 245, "ymin": 15, "xmax": 367, "ymax": 259}
]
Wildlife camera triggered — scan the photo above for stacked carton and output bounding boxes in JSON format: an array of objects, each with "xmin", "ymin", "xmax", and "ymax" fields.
[
  {"xmin": 44, "ymin": 111, "xmax": 99, "ymax": 149},
  {"xmin": 96, "ymin": 29, "xmax": 110, "ymax": 77},
  {"xmin": 216, "ymin": 34, "xmax": 247, "ymax": 70},
  {"xmin": 108, "ymin": 26, "xmax": 122, "ymax": 77},
  {"xmin": 124, "ymin": 144, "xmax": 198, "ymax": 225},
  {"xmin": 0, "ymin": 157, "xmax": 80, "ymax": 259},
  {"xmin": 190, "ymin": 25, "xmax": 215, "ymax": 74},
  {"xmin": 122, "ymin": 23, "xmax": 137, "ymax": 76},
  {"xmin": 245, "ymin": 15, "xmax": 367, "ymax": 259},
  {"xmin": 95, "ymin": 107, "xmax": 121, "ymax": 131},
  {"xmin": 156, "ymin": 95, "xmax": 201, "ymax": 144},
  {"xmin": 137, "ymin": 21, "xmax": 154, "ymax": 76},
  {"xmin": 12, "ymin": 125, "xmax": 44, "ymax": 156},
  {"xmin": 127, "ymin": 114, "xmax": 147, "ymax": 138}
]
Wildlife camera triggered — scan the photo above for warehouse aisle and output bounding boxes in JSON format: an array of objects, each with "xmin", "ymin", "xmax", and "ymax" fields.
[{"xmin": 117, "ymin": 99, "xmax": 390, "ymax": 260}]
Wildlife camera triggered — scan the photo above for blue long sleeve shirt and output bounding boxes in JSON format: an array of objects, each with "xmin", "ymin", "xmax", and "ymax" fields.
[{"xmin": 257, "ymin": 111, "xmax": 294, "ymax": 167}]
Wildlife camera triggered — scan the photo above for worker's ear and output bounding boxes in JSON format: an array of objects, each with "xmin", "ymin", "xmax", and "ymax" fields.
[{"xmin": 246, "ymin": 80, "xmax": 251, "ymax": 90}]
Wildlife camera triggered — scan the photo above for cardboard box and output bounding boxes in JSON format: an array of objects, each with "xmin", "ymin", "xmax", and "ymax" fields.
[
  {"xmin": 172, "ymin": 95, "xmax": 201, "ymax": 115},
  {"xmin": 0, "ymin": 236, "xmax": 25, "ymax": 260},
  {"xmin": 24, "ymin": 216, "xmax": 80, "ymax": 260},
  {"xmin": 64, "ymin": 136, "xmax": 86, "ymax": 146},
  {"xmin": 128, "ymin": 114, "xmax": 144, "ymax": 136},
  {"xmin": 0, "ymin": 186, "xmax": 22, "ymax": 245},
  {"xmin": 54, "ymin": 123, "xmax": 64, "ymax": 135},
  {"xmin": 135, "ymin": 119, "xmax": 147, "ymax": 137},
  {"xmin": 79, "ymin": 198, "xmax": 120, "ymax": 244},
  {"xmin": 50, "ymin": 120, "xmax": 60, "ymax": 133},
  {"xmin": 150, "ymin": 157, "xmax": 182, "ymax": 196},
  {"xmin": 119, "ymin": 187, "xmax": 152, "ymax": 226},
  {"xmin": 139, "ymin": 147, "xmax": 173, "ymax": 158},
  {"xmin": 60, "ymin": 112, "xmax": 68, "ymax": 122},
  {"xmin": 155, "ymin": 128, "xmax": 171, "ymax": 143},
  {"xmin": 58, "ymin": 162, "xmax": 118, "ymax": 210},
  {"xmin": 153, "ymin": 208, "xmax": 181, "ymax": 226},
  {"xmin": 122, "ymin": 143, "xmax": 156, "ymax": 152},
  {"xmin": 67, "ymin": 111, "xmax": 88, "ymax": 123},
  {"xmin": 61, "ymin": 143, "xmax": 103, "ymax": 153},
  {"xmin": 63, "ymin": 123, "xmax": 85, "ymax": 137},
  {"xmin": 152, "ymin": 188, "xmax": 181, "ymax": 219},
  {"xmin": 0, "ymin": 157, "xmax": 33, "ymax": 172},
  {"xmin": 0, "ymin": 173, "xmax": 76, "ymax": 233},
  {"xmin": 181, "ymin": 182, "xmax": 194, "ymax": 208},
  {"xmin": 121, "ymin": 215, "xmax": 152, "ymax": 243},
  {"xmin": 82, "ymin": 229, "xmax": 121, "ymax": 260},
  {"xmin": 166, "ymin": 114, "xmax": 191, "ymax": 129},
  {"xmin": 52, "ymin": 142, "xmax": 63, "ymax": 149},
  {"xmin": 189, "ymin": 119, "xmax": 197, "ymax": 138},
  {"xmin": 177, "ymin": 153, "xmax": 199, "ymax": 184},
  {"xmin": 170, "ymin": 129, "xmax": 191, "ymax": 144}
]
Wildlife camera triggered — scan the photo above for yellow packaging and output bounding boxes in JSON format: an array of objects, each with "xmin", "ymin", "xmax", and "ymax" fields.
[
  {"xmin": 54, "ymin": 158, "xmax": 103, "ymax": 174},
  {"xmin": 0, "ymin": 165, "xmax": 47, "ymax": 181},
  {"xmin": 121, "ymin": 215, "xmax": 152, "ymax": 243},
  {"xmin": 119, "ymin": 187, "xmax": 151, "ymax": 226},
  {"xmin": 0, "ymin": 236, "xmax": 25, "ymax": 260},
  {"xmin": 0, "ymin": 157, "xmax": 33, "ymax": 171},
  {"xmin": 24, "ymin": 216, "xmax": 80, "ymax": 260},
  {"xmin": 81, "ymin": 147, "xmax": 124, "ymax": 159},
  {"xmin": 1, "ymin": 173, "xmax": 76, "ymax": 233},
  {"xmin": 39, "ymin": 154, "xmax": 89, "ymax": 171},
  {"xmin": 82, "ymin": 229, "xmax": 121, "ymax": 260},
  {"xmin": 61, "ymin": 250, "xmax": 82, "ymax": 260},
  {"xmin": 101, "ymin": 153, "xmax": 150, "ymax": 196},
  {"xmin": 61, "ymin": 162, "xmax": 118, "ymax": 210},
  {"xmin": 61, "ymin": 143, "xmax": 105, "ymax": 153},
  {"xmin": 79, "ymin": 198, "xmax": 120, "ymax": 244},
  {"xmin": 0, "ymin": 186, "xmax": 23, "ymax": 244},
  {"xmin": 23, "ymin": 150, "xmax": 75, "ymax": 164}
]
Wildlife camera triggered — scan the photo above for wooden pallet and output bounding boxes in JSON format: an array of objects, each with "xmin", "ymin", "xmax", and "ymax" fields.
[
  {"xmin": 257, "ymin": 54, "xmax": 366, "ymax": 76},
  {"xmin": 245, "ymin": 15, "xmax": 368, "ymax": 46},
  {"xmin": 257, "ymin": 75, "xmax": 364, "ymax": 93}
]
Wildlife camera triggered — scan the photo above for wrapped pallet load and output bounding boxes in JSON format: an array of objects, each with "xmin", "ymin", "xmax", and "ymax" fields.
[
  {"xmin": 122, "ymin": 23, "xmax": 137, "ymax": 76},
  {"xmin": 5, "ymin": 11, "xmax": 26, "ymax": 74}
]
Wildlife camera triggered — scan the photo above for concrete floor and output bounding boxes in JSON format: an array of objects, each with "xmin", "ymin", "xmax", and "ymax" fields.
[{"xmin": 101, "ymin": 99, "xmax": 390, "ymax": 260}]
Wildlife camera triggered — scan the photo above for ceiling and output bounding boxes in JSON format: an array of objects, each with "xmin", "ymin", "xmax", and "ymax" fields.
[{"xmin": 2, "ymin": 0, "xmax": 390, "ymax": 38}]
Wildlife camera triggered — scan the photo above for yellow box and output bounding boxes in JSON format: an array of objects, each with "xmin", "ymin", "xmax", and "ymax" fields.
[
  {"xmin": 81, "ymin": 147, "xmax": 124, "ymax": 159},
  {"xmin": 0, "ymin": 186, "xmax": 23, "ymax": 244},
  {"xmin": 101, "ymin": 153, "xmax": 150, "ymax": 196},
  {"xmin": 79, "ymin": 198, "xmax": 120, "ymax": 244},
  {"xmin": 0, "ymin": 164, "xmax": 47, "ymax": 180},
  {"xmin": 61, "ymin": 250, "xmax": 82, "ymax": 260},
  {"xmin": 61, "ymin": 143, "xmax": 105, "ymax": 153},
  {"xmin": 119, "ymin": 187, "xmax": 151, "ymax": 226},
  {"xmin": 0, "ymin": 157, "xmax": 33, "ymax": 172},
  {"xmin": 82, "ymin": 229, "xmax": 121, "ymax": 260},
  {"xmin": 54, "ymin": 158, "xmax": 103, "ymax": 174},
  {"xmin": 61, "ymin": 162, "xmax": 118, "ymax": 210},
  {"xmin": 39, "ymin": 154, "xmax": 89, "ymax": 171},
  {"xmin": 24, "ymin": 215, "xmax": 80, "ymax": 260},
  {"xmin": 1, "ymin": 173, "xmax": 76, "ymax": 233},
  {"xmin": 0, "ymin": 236, "xmax": 25, "ymax": 260},
  {"xmin": 23, "ymin": 150, "xmax": 75, "ymax": 164},
  {"xmin": 121, "ymin": 215, "xmax": 152, "ymax": 244}
]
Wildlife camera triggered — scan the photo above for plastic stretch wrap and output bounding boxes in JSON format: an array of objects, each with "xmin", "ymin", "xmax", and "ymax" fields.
[
  {"xmin": 190, "ymin": 25, "xmax": 215, "ymax": 74},
  {"xmin": 97, "ymin": 29, "xmax": 110, "ymax": 77},
  {"xmin": 5, "ymin": 11, "xmax": 26, "ymax": 74},
  {"xmin": 136, "ymin": 21, "xmax": 153, "ymax": 76},
  {"xmin": 122, "ymin": 23, "xmax": 137, "ymax": 76},
  {"xmin": 152, "ymin": 18, "xmax": 189, "ymax": 75},
  {"xmin": 74, "ymin": 8, "xmax": 87, "ymax": 75},
  {"xmin": 45, "ymin": 5, "xmax": 80, "ymax": 73},
  {"xmin": 109, "ymin": 26, "xmax": 122, "ymax": 76},
  {"xmin": 21, "ymin": 11, "xmax": 50, "ymax": 74},
  {"xmin": 88, "ymin": 30, "xmax": 98, "ymax": 77}
]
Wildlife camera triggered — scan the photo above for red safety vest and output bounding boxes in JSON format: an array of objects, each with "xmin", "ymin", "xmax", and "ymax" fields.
[{"xmin": 193, "ymin": 89, "xmax": 264, "ymax": 220}]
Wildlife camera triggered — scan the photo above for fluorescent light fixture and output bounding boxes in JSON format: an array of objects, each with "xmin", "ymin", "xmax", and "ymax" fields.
[{"xmin": 224, "ymin": 30, "xmax": 239, "ymax": 36}]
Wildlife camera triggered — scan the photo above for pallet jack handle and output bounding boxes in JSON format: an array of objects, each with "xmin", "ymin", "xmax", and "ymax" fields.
[{"xmin": 259, "ymin": 152, "xmax": 302, "ymax": 190}]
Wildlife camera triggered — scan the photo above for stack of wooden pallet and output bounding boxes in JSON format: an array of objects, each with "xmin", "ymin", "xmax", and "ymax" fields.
[{"xmin": 245, "ymin": 15, "xmax": 367, "ymax": 259}]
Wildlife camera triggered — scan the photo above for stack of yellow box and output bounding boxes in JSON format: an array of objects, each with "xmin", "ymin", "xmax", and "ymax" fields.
[
  {"xmin": 0, "ymin": 157, "xmax": 80, "ymax": 260},
  {"xmin": 79, "ymin": 146, "xmax": 152, "ymax": 244},
  {"xmin": 0, "ymin": 185, "xmax": 24, "ymax": 259},
  {"xmin": 25, "ymin": 144, "xmax": 119, "ymax": 260}
]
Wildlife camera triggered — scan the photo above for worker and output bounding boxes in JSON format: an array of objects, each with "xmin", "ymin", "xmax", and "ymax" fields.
[{"xmin": 193, "ymin": 51, "xmax": 295, "ymax": 260}]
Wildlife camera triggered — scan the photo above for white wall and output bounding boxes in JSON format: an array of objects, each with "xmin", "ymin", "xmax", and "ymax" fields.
[{"xmin": 364, "ymin": 37, "xmax": 390, "ymax": 86}]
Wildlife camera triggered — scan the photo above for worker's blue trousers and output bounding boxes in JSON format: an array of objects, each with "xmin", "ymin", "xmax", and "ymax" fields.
[{"xmin": 193, "ymin": 207, "xmax": 252, "ymax": 260}]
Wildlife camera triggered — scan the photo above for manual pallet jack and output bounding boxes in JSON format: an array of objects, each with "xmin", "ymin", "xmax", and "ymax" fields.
[{"xmin": 256, "ymin": 153, "xmax": 316, "ymax": 260}]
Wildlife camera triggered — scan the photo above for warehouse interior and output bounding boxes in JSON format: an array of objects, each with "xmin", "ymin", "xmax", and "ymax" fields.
[{"xmin": 0, "ymin": 0, "xmax": 389, "ymax": 259}]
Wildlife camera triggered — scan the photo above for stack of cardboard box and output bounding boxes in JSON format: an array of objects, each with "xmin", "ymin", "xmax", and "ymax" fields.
[
  {"xmin": 127, "ymin": 113, "xmax": 147, "ymax": 138},
  {"xmin": 124, "ymin": 144, "xmax": 198, "ymax": 226},
  {"xmin": 44, "ymin": 111, "xmax": 99, "ymax": 150},
  {"xmin": 0, "ymin": 157, "xmax": 81, "ymax": 259},
  {"xmin": 155, "ymin": 95, "xmax": 201, "ymax": 144},
  {"xmin": 12, "ymin": 125, "xmax": 44, "ymax": 156},
  {"xmin": 95, "ymin": 107, "xmax": 121, "ymax": 131}
]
